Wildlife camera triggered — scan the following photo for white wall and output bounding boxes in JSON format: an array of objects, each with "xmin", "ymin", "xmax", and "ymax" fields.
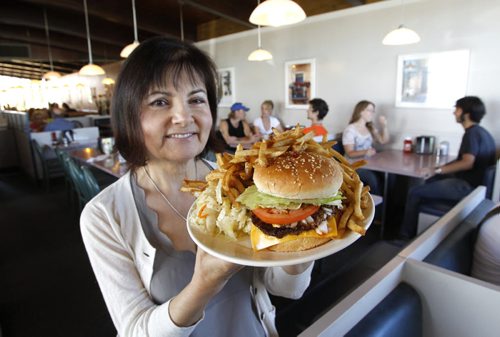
[{"xmin": 197, "ymin": 0, "xmax": 500, "ymax": 155}]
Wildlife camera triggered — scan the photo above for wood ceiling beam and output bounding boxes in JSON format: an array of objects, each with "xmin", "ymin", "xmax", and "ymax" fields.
[
  {"xmin": 182, "ymin": 0, "xmax": 254, "ymax": 28},
  {"xmin": 14, "ymin": 0, "xmax": 197, "ymax": 41}
]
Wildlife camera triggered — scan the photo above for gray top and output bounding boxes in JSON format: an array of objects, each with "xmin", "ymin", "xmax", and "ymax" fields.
[{"xmin": 130, "ymin": 171, "xmax": 265, "ymax": 337}]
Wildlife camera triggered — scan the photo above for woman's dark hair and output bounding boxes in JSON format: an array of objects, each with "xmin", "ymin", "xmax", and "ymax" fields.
[
  {"xmin": 349, "ymin": 100, "xmax": 376, "ymax": 135},
  {"xmin": 455, "ymin": 96, "xmax": 486, "ymax": 123},
  {"xmin": 309, "ymin": 98, "xmax": 329, "ymax": 120},
  {"xmin": 111, "ymin": 36, "xmax": 221, "ymax": 170}
]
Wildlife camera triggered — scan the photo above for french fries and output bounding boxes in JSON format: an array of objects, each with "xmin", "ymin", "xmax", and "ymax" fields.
[{"xmin": 182, "ymin": 125, "xmax": 371, "ymax": 238}]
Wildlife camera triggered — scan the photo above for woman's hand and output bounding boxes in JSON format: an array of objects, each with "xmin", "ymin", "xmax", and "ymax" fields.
[
  {"xmin": 366, "ymin": 147, "xmax": 377, "ymax": 157},
  {"xmin": 192, "ymin": 248, "xmax": 243, "ymax": 291},
  {"xmin": 169, "ymin": 249, "xmax": 243, "ymax": 327},
  {"xmin": 378, "ymin": 115, "xmax": 387, "ymax": 127}
]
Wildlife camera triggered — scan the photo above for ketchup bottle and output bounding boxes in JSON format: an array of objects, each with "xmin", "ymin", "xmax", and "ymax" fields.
[
  {"xmin": 403, "ymin": 137, "xmax": 413, "ymax": 153},
  {"xmin": 51, "ymin": 132, "xmax": 58, "ymax": 146}
]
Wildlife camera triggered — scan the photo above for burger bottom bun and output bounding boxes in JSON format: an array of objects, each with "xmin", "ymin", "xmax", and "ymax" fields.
[{"xmin": 268, "ymin": 237, "xmax": 332, "ymax": 252}]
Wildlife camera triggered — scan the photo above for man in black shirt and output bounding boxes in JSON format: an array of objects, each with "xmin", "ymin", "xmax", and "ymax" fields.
[{"xmin": 400, "ymin": 96, "xmax": 496, "ymax": 239}]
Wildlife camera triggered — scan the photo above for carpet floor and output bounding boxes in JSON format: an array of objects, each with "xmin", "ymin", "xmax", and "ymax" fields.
[{"xmin": 0, "ymin": 169, "xmax": 116, "ymax": 337}]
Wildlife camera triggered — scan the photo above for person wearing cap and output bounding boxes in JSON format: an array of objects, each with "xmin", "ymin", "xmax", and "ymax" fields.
[{"xmin": 219, "ymin": 102, "xmax": 257, "ymax": 151}]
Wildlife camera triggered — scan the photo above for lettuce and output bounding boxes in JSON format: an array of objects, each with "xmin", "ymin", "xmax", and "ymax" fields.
[{"xmin": 236, "ymin": 185, "xmax": 343, "ymax": 210}]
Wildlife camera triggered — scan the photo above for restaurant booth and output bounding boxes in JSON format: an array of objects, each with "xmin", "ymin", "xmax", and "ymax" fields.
[{"xmin": 300, "ymin": 187, "xmax": 500, "ymax": 337}]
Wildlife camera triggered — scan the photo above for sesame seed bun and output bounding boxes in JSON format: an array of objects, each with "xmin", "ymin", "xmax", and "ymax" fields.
[{"xmin": 253, "ymin": 151, "xmax": 343, "ymax": 200}]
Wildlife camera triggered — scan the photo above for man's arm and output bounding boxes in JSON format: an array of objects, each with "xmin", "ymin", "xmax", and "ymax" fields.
[{"xmin": 439, "ymin": 153, "xmax": 475, "ymax": 174}]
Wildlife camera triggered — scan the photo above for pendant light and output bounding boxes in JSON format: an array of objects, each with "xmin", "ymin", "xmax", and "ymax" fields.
[
  {"xmin": 120, "ymin": 0, "xmax": 140, "ymax": 58},
  {"xmin": 179, "ymin": 1, "xmax": 184, "ymax": 41},
  {"xmin": 101, "ymin": 77, "xmax": 115, "ymax": 85},
  {"xmin": 249, "ymin": 0, "xmax": 306, "ymax": 27},
  {"xmin": 79, "ymin": 0, "xmax": 106, "ymax": 76},
  {"xmin": 382, "ymin": 0, "xmax": 420, "ymax": 45},
  {"xmin": 248, "ymin": 1, "xmax": 272, "ymax": 62},
  {"xmin": 42, "ymin": 9, "xmax": 61, "ymax": 80}
]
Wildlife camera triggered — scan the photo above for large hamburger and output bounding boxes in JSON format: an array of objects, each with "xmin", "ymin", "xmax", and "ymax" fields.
[{"xmin": 236, "ymin": 151, "xmax": 344, "ymax": 251}]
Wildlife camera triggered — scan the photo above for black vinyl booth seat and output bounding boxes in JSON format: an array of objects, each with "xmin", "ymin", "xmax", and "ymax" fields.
[
  {"xmin": 423, "ymin": 217, "xmax": 478, "ymax": 275},
  {"xmin": 424, "ymin": 198, "xmax": 496, "ymax": 275},
  {"xmin": 345, "ymin": 282, "xmax": 423, "ymax": 337}
]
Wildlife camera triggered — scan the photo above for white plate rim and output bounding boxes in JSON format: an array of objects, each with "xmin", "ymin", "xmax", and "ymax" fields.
[{"xmin": 187, "ymin": 195, "xmax": 375, "ymax": 267}]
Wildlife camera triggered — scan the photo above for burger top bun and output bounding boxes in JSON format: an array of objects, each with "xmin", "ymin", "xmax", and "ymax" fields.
[{"xmin": 253, "ymin": 151, "xmax": 343, "ymax": 200}]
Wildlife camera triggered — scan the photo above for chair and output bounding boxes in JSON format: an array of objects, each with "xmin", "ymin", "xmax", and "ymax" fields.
[
  {"xmin": 66, "ymin": 157, "xmax": 86, "ymax": 210},
  {"xmin": 417, "ymin": 159, "xmax": 499, "ymax": 234},
  {"xmin": 31, "ymin": 139, "xmax": 64, "ymax": 191},
  {"xmin": 80, "ymin": 166, "xmax": 101, "ymax": 202},
  {"xmin": 54, "ymin": 149, "xmax": 75, "ymax": 205},
  {"xmin": 332, "ymin": 138, "xmax": 345, "ymax": 155}
]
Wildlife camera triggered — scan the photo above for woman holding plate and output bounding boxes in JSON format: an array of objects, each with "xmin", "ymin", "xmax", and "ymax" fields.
[{"xmin": 80, "ymin": 37, "xmax": 313, "ymax": 337}]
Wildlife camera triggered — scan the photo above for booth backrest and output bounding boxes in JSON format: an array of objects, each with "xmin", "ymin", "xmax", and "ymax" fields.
[
  {"xmin": 345, "ymin": 282, "xmax": 422, "ymax": 337},
  {"xmin": 31, "ymin": 127, "xmax": 99, "ymax": 147},
  {"xmin": 424, "ymin": 221, "xmax": 477, "ymax": 275}
]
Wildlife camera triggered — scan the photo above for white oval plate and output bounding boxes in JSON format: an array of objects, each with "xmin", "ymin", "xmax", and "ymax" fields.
[{"xmin": 187, "ymin": 195, "xmax": 374, "ymax": 267}]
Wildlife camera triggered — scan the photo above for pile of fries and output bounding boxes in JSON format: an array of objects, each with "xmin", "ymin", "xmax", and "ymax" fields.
[{"xmin": 182, "ymin": 125, "xmax": 372, "ymax": 238}]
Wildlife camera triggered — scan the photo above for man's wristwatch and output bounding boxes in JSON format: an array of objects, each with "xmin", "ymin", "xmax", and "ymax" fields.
[{"xmin": 435, "ymin": 167, "xmax": 443, "ymax": 174}]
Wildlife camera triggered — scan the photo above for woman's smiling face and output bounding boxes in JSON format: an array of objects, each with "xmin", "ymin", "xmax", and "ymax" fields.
[{"xmin": 140, "ymin": 73, "xmax": 212, "ymax": 163}]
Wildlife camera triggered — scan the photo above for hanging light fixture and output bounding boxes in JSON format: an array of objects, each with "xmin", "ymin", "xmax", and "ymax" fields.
[
  {"xmin": 179, "ymin": 1, "xmax": 185, "ymax": 41},
  {"xmin": 382, "ymin": 0, "xmax": 420, "ymax": 45},
  {"xmin": 101, "ymin": 77, "xmax": 115, "ymax": 85},
  {"xmin": 42, "ymin": 9, "xmax": 61, "ymax": 80},
  {"xmin": 120, "ymin": 0, "xmax": 140, "ymax": 58},
  {"xmin": 79, "ymin": 0, "xmax": 106, "ymax": 76},
  {"xmin": 249, "ymin": 0, "xmax": 306, "ymax": 27},
  {"xmin": 248, "ymin": 1, "xmax": 272, "ymax": 62}
]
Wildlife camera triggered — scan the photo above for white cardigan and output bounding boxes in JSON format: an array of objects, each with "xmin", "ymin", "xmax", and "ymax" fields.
[{"xmin": 80, "ymin": 171, "xmax": 313, "ymax": 337}]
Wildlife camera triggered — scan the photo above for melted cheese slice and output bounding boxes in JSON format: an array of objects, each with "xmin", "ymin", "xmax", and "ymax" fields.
[{"xmin": 250, "ymin": 220, "xmax": 339, "ymax": 251}]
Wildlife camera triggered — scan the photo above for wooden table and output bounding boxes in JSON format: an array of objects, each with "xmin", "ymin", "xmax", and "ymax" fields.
[
  {"xmin": 360, "ymin": 150, "xmax": 454, "ymax": 237},
  {"xmin": 363, "ymin": 150, "xmax": 452, "ymax": 178},
  {"xmin": 70, "ymin": 147, "xmax": 128, "ymax": 178}
]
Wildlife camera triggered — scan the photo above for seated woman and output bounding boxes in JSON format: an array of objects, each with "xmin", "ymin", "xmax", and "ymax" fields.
[
  {"xmin": 342, "ymin": 100, "xmax": 389, "ymax": 195},
  {"xmin": 219, "ymin": 102, "xmax": 257, "ymax": 151},
  {"xmin": 253, "ymin": 100, "xmax": 283, "ymax": 140},
  {"xmin": 303, "ymin": 98, "xmax": 329, "ymax": 137},
  {"xmin": 29, "ymin": 110, "xmax": 48, "ymax": 132}
]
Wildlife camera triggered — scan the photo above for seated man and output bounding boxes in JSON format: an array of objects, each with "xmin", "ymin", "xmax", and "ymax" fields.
[
  {"xmin": 44, "ymin": 103, "xmax": 74, "ymax": 132},
  {"xmin": 400, "ymin": 96, "xmax": 496, "ymax": 240}
]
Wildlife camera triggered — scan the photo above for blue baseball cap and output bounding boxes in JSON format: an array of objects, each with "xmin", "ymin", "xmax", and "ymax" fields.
[{"xmin": 230, "ymin": 102, "xmax": 250, "ymax": 112}]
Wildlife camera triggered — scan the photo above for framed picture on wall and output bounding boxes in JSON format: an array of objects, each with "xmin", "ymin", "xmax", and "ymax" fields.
[
  {"xmin": 396, "ymin": 50, "xmax": 470, "ymax": 108},
  {"xmin": 285, "ymin": 59, "xmax": 316, "ymax": 109},
  {"xmin": 217, "ymin": 67, "xmax": 235, "ymax": 107}
]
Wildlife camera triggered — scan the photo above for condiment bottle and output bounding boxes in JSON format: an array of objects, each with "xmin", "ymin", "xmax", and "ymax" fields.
[
  {"xmin": 51, "ymin": 132, "xmax": 58, "ymax": 146},
  {"xmin": 403, "ymin": 137, "xmax": 413, "ymax": 153}
]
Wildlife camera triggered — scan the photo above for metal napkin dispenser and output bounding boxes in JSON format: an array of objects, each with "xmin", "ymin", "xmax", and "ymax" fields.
[{"xmin": 415, "ymin": 136, "xmax": 435, "ymax": 154}]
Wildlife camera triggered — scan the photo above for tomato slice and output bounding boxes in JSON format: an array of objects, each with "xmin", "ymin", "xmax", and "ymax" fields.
[{"xmin": 252, "ymin": 205, "xmax": 320, "ymax": 225}]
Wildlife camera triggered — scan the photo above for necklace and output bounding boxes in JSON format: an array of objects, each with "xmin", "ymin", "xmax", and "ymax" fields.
[{"xmin": 142, "ymin": 161, "xmax": 198, "ymax": 222}]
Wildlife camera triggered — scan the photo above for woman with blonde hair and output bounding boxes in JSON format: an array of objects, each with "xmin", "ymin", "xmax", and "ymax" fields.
[{"xmin": 253, "ymin": 100, "xmax": 283, "ymax": 139}]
